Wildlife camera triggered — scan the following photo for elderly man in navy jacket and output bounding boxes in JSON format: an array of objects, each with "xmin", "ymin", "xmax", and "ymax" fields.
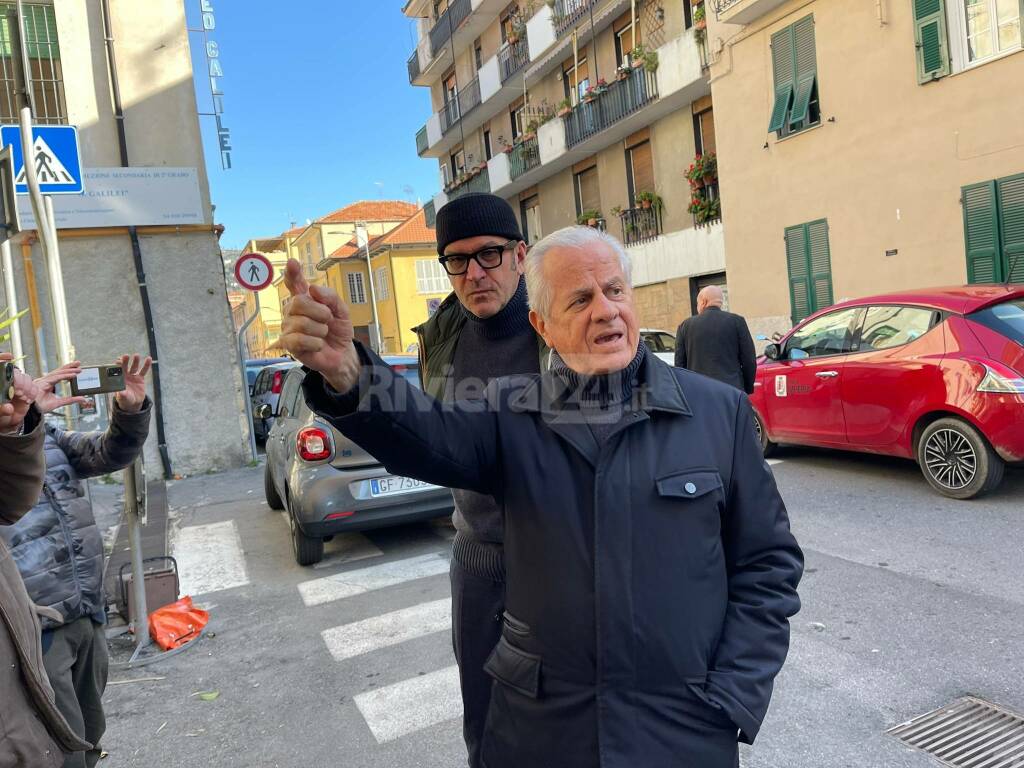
[{"xmin": 280, "ymin": 227, "xmax": 803, "ymax": 768}]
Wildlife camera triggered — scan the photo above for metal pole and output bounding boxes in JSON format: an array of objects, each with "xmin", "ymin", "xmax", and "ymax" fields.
[
  {"xmin": 20, "ymin": 239, "xmax": 45, "ymax": 374},
  {"xmin": 42, "ymin": 196, "xmax": 73, "ymax": 364},
  {"xmin": 237, "ymin": 300, "xmax": 258, "ymax": 461},
  {"xmin": 359, "ymin": 223, "xmax": 381, "ymax": 352},
  {"xmin": 1, "ymin": 240, "xmax": 23, "ymax": 360},
  {"xmin": 124, "ymin": 460, "xmax": 150, "ymax": 657}
]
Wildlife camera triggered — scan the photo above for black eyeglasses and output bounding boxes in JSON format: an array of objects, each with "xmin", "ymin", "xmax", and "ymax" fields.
[{"xmin": 438, "ymin": 240, "xmax": 518, "ymax": 276}]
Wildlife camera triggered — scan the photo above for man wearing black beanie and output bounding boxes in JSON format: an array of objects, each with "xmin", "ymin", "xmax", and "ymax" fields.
[{"xmin": 413, "ymin": 192, "xmax": 546, "ymax": 768}]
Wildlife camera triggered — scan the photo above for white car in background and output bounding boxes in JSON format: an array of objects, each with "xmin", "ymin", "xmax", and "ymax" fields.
[{"xmin": 640, "ymin": 329, "xmax": 677, "ymax": 365}]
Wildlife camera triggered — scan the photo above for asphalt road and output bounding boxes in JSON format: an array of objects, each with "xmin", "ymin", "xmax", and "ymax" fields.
[{"xmin": 100, "ymin": 450, "xmax": 1024, "ymax": 768}]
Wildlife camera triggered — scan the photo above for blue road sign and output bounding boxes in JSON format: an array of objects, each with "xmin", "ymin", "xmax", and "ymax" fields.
[{"xmin": 0, "ymin": 125, "xmax": 84, "ymax": 195}]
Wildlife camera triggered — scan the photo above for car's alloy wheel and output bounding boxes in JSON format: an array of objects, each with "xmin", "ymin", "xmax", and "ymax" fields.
[{"xmin": 917, "ymin": 418, "xmax": 1004, "ymax": 500}]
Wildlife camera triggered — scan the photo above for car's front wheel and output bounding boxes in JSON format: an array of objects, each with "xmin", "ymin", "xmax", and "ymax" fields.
[
  {"xmin": 264, "ymin": 462, "xmax": 284, "ymax": 510},
  {"xmin": 917, "ymin": 417, "xmax": 1004, "ymax": 500},
  {"xmin": 287, "ymin": 495, "xmax": 324, "ymax": 566},
  {"xmin": 753, "ymin": 411, "xmax": 777, "ymax": 458}
]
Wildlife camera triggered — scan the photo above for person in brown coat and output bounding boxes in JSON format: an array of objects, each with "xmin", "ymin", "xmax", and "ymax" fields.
[{"xmin": 1, "ymin": 354, "xmax": 91, "ymax": 768}]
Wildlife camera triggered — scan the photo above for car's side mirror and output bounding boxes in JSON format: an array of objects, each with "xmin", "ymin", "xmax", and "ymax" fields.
[
  {"xmin": 763, "ymin": 343, "xmax": 781, "ymax": 361},
  {"xmin": 254, "ymin": 403, "xmax": 272, "ymax": 420}
]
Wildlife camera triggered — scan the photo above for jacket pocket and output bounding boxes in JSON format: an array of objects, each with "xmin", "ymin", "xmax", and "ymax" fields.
[
  {"xmin": 484, "ymin": 634, "xmax": 542, "ymax": 699},
  {"xmin": 685, "ymin": 675, "xmax": 737, "ymax": 731},
  {"xmin": 655, "ymin": 469, "xmax": 724, "ymax": 501},
  {"xmin": 502, "ymin": 610, "xmax": 530, "ymax": 638}
]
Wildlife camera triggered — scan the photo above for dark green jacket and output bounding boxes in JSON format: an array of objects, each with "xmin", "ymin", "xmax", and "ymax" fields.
[{"xmin": 413, "ymin": 291, "xmax": 549, "ymax": 399}]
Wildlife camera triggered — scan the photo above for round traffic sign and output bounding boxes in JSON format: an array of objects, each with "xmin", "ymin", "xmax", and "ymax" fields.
[{"xmin": 235, "ymin": 252, "xmax": 274, "ymax": 291}]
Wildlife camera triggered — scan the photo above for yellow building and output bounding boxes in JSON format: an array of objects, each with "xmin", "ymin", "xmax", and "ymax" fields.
[
  {"xmin": 240, "ymin": 237, "xmax": 289, "ymax": 358},
  {"xmin": 704, "ymin": 0, "xmax": 1024, "ymax": 339},
  {"xmin": 406, "ymin": 0, "xmax": 725, "ymax": 331}
]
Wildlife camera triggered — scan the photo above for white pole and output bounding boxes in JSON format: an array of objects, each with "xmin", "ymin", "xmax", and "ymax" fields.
[
  {"xmin": 1, "ymin": 240, "xmax": 23, "ymax": 360},
  {"xmin": 236, "ymin": 295, "xmax": 258, "ymax": 461},
  {"xmin": 18, "ymin": 107, "xmax": 72, "ymax": 366},
  {"xmin": 359, "ymin": 223, "xmax": 381, "ymax": 353}
]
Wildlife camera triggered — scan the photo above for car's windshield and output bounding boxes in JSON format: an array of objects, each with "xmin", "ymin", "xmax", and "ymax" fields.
[{"xmin": 968, "ymin": 299, "xmax": 1024, "ymax": 345}]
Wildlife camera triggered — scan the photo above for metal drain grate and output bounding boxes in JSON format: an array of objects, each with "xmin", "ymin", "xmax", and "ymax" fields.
[{"xmin": 888, "ymin": 696, "xmax": 1024, "ymax": 767}]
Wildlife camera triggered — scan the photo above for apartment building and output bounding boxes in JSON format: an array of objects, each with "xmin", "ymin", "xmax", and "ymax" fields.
[
  {"xmin": 237, "ymin": 237, "xmax": 289, "ymax": 358},
  {"xmin": 705, "ymin": 0, "xmax": 1024, "ymax": 338},
  {"xmin": 406, "ymin": 0, "xmax": 727, "ymax": 330},
  {"xmin": 0, "ymin": 0, "xmax": 248, "ymax": 476}
]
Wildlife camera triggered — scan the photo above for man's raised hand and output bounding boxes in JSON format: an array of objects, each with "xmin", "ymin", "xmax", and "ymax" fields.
[{"xmin": 280, "ymin": 258, "xmax": 361, "ymax": 393}]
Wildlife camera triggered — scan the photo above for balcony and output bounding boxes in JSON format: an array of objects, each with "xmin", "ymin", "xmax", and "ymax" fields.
[
  {"xmin": 416, "ymin": 126, "xmax": 429, "ymax": 156},
  {"xmin": 499, "ymin": 37, "xmax": 530, "ymax": 82},
  {"xmin": 629, "ymin": 221, "xmax": 726, "ymax": 289},
  {"xmin": 432, "ymin": 167, "xmax": 491, "ymax": 215},
  {"xmin": 553, "ymin": 0, "xmax": 596, "ymax": 39},
  {"xmin": 429, "ymin": 0, "xmax": 472, "ymax": 56},
  {"xmin": 489, "ymin": 30, "xmax": 710, "ymax": 201},
  {"xmin": 407, "ymin": 50, "xmax": 421, "ymax": 83},
  {"xmin": 711, "ymin": 0, "xmax": 791, "ymax": 26},
  {"xmin": 424, "ymin": 198, "xmax": 437, "ymax": 228},
  {"xmin": 565, "ymin": 67, "xmax": 658, "ymax": 148},
  {"xmin": 618, "ymin": 206, "xmax": 662, "ymax": 246},
  {"xmin": 508, "ymin": 135, "xmax": 542, "ymax": 179},
  {"xmin": 439, "ymin": 76, "xmax": 481, "ymax": 135}
]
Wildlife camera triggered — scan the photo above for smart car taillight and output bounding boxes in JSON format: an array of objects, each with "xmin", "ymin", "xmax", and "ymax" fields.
[
  {"xmin": 271, "ymin": 370, "xmax": 284, "ymax": 394},
  {"xmin": 297, "ymin": 427, "xmax": 332, "ymax": 462}
]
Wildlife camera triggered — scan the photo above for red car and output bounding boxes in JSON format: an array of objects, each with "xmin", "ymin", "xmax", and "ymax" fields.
[{"xmin": 751, "ymin": 285, "xmax": 1024, "ymax": 499}]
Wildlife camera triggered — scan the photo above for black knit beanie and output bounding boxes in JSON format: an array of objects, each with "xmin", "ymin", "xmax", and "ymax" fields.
[{"xmin": 435, "ymin": 193, "xmax": 523, "ymax": 256}]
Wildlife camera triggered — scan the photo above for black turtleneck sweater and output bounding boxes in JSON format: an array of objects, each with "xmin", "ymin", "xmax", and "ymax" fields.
[
  {"xmin": 448, "ymin": 277, "xmax": 539, "ymax": 579},
  {"xmin": 549, "ymin": 343, "xmax": 648, "ymax": 446}
]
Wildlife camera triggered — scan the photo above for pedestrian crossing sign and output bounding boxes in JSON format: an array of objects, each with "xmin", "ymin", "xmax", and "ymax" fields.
[{"xmin": 0, "ymin": 125, "xmax": 84, "ymax": 195}]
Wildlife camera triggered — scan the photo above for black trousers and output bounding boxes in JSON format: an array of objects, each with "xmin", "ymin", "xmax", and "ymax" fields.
[
  {"xmin": 42, "ymin": 617, "xmax": 108, "ymax": 768},
  {"xmin": 451, "ymin": 558, "xmax": 505, "ymax": 768}
]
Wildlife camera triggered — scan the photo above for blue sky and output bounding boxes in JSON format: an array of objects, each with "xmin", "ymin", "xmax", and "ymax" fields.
[{"xmin": 186, "ymin": 1, "xmax": 438, "ymax": 249}]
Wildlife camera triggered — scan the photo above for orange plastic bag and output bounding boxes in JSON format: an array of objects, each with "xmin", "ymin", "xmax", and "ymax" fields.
[{"xmin": 148, "ymin": 596, "xmax": 209, "ymax": 650}]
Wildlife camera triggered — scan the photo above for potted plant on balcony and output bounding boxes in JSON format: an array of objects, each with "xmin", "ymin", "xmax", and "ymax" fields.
[
  {"xmin": 616, "ymin": 63, "xmax": 632, "ymax": 81},
  {"xmin": 611, "ymin": 205, "xmax": 623, "ymax": 217},
  {"xmin": 693, "ymin": 3, "xmax": 707, "ymax": 30},
  {"xmin": 556, "ymin": 97, "xmax": 572, "ymax": 117},
  {"xmin": 701, "ymin": 152, "xmax": 717, "ymax": 183},
  {"xmin": 642, "ymin": 49, "xmax": 660, "ymax": 72},
  {"xmin": 630, "ymin": 44, "xmax": 647, "ymax": 68},
  {"xmin": 576, "ymin": 209, "xmax": 602, "ymax": 227},
  {"xmin": 637, "ymin": 191, "xmax": 664, "ymax": 212},
  {"xmin": 685, "ymin": 155, "xmax": 706, "ymax": 188}
]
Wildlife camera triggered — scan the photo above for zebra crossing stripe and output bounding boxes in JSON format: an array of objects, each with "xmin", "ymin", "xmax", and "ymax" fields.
[
  {"xmin": 297, "ymin": 552, "xmax": 450, "ymax": 607},
  {"xmin": 767, "ymin": 458, "xmax": 784, "ymax": 466},
  {"xmin": 313, "ymin": 532, "xmax": 384, "ymax": 569},
  {"xmin": 321, "ymin": 598, "xmax": 451, "ymax": 662},
  {"xmin": 172, "ymin": 520, "xmax": 250, "ymax": 596},
  {"xmin": 354, "ymin": 665, "xmax": 462, "ymax": 744}
]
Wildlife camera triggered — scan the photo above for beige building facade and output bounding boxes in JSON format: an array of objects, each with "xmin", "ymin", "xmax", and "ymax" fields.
[
  {"xmin": 0, "ymin": 0, "xmax": 250, "ymax": 476},
  {"xmin": 705, "ymin": 0, "xmax": 1024, "ymax": 339},
  {"xmin": 406, "ymin": 0, "xmax": 729, "ymax": 332}
]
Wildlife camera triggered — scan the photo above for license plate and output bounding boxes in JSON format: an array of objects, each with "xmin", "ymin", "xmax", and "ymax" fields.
[{"xmin": 369, "ymin": 476, "xmax": 438, "ymax": 497}]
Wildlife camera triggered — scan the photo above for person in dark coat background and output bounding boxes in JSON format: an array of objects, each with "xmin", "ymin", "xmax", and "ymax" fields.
[
  {"xmin": 675, "ymin": 285, "xmax": 757, "ymax": 394},
  {"xmin": 280, "ymin": 227, "xmax": 803, "ymax": 768}
]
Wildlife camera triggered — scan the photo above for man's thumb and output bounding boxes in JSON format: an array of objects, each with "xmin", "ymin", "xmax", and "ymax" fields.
[
  {"xmin": 309, "ymin": 283, "xmax": 345, "ymax": 319},
  {"xmin": 283, "ymin": 258, "xmax": 309, "ymax": 297}
]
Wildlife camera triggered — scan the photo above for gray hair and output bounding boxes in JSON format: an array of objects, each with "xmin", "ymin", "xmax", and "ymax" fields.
[{"xmin": 524, "ymin": 226, "xmax": 633, "ymax": 318}]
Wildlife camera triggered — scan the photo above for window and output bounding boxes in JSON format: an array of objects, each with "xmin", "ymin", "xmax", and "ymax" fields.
[
  {"xmin": 374, "ymin": 267, "xmax": 389, "ymax": 301},
  {"xmin": 520, "ymin": 194, "xmax": 541, "ymax": 244},
  {"xmin": 278, "ymin": 372, "xmax": 302, "ymax": 419},
  {"xmin": 0, "ymin": 3, "xmax": 66, "ymax": 124},
  {"xmin": 642, "ymin": 331, "xmax": 676, "ymax": 353},
  {"xmin": 574, "ymin": 164, "xmax": 601, "ymax": 217},
  {"xmin": 785, "ymin": 308, "xmax": 864, "ymax": 360},
  {"xmin": 510, "ymin": 100, "xmax": 526, "ymax": 139},
  {"xmin": 484, "ymin": 129, "xmax": 493, "ymax": 160},
  {"xmin": 962, "ymin": 173, "xmax": 1024, "ymax": 283},
  {"xmin": 953, "ymin": 0, "xmax": 1021, "ymax": 66},
  {"xmin": 416, "ymin": 259, "xmax": 450, "ymax": 293},
  {"xmin": 346, "ymin": 272, "xmax": 366, "ymax": 304},
  {"xmin": 613, "ymin": 12, "xmax": 636, "ymax": 67},
  {"xmin": 626, "ymin": 140, "xmax": 655, "ymax": 205},
  {"xmin": 562, "ymin": 55, "xmax": 590, "ymax": 105},
  {"xmin": 304, "ymin": 243, "xmax": 315, "ymax": 277},
  {"xmin": 784, "ymin": 219, "xmax": 833, "ymax": 324},
  {"xmin": 767, "ymin": 16, "xmax": 819, "ymax": 138},
  {"xmin": 860, "ymin": 307, "xmax": 940, "ymax": 350},
  {"xmin": 968, "ymin": 299, "xmax": 1024, "ymax": 344},
  {"xmin": 450, "ymin": 147, "xmax": 466, "ymax": 180},
  {"xmin": 693, "ymin": 106, "xmax": 716, "ymax": 156},
  {"xmin": 474, "ymin": 40, "xmax": 483, "ymax": 70}
]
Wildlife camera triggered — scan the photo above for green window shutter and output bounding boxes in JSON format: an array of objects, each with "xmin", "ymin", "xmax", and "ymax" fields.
[
  {"xmin": 789, "ymin": 16, "xmax": 817, "ymax": 127},
  {"xmin": 789, "ymin": 74, "xmax": 816, "ymax": 126},
  {"xmin": 0, "ymin": 4, "xmax": 60, "ymax": 59},
  {"xmin": 785, "ymin": 224, "xmax": 812, "ymax": 323},
  {"xmin": 806, "ymin": 219, "xmax": 833, "ymax": 312},
  {"xmin": 962, "ymin": 181, "xmax": 1001, "ymax": 284},
  {"xmin": 996, "ymin": 173, "xmax": 1024, "ymax": 283},
  {"xmin": 768, "ymin": 27, "xmax": 795, "ymax": 133},
  {"xmin": 913, "ymin": 0, "xmax": 949, "ymax": 84}
]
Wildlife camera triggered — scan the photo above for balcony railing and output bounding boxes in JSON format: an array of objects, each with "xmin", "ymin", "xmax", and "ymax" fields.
[
  {"xmin": 446, "ymin": 167, "xmax": 491, "ymax": 200},
  {"xmin": 439, "ymin": 76, "xmax": 481, "ymax": 134},
  {"xmin": 693, "ymin": 182, "xmax": 722, "ymax": 228},
  {"xmin": 407, "ymin": 50, "xmax": 421, "ymax": 83},
  {"xmin": 508, "ymin": 135, "xmax": 541, "ymax": 180},
  {"xmin": 619, "ymin": 206, "xmax": 662, "ymax": 246},
  {"xmin": 499, "ymin": 37, "xmax": 530, "ymax": 82},
  {"xmin": 564, "ymin": 67, "xmax": 658, "ymax": 148},
  {"xmin": 553, "ymin": 0, "xmax": 596, "ymax": 38},
  {"xmin": 429, "ymin": 0, "xmax": 472, "ymax": 56},
  {"xmin": 416, "ymin": 126, "xmax": 429, "ymax": 156},
  {"xmin": 424, "ymin": 198, "xmax": 437, "ymax": 228}
]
